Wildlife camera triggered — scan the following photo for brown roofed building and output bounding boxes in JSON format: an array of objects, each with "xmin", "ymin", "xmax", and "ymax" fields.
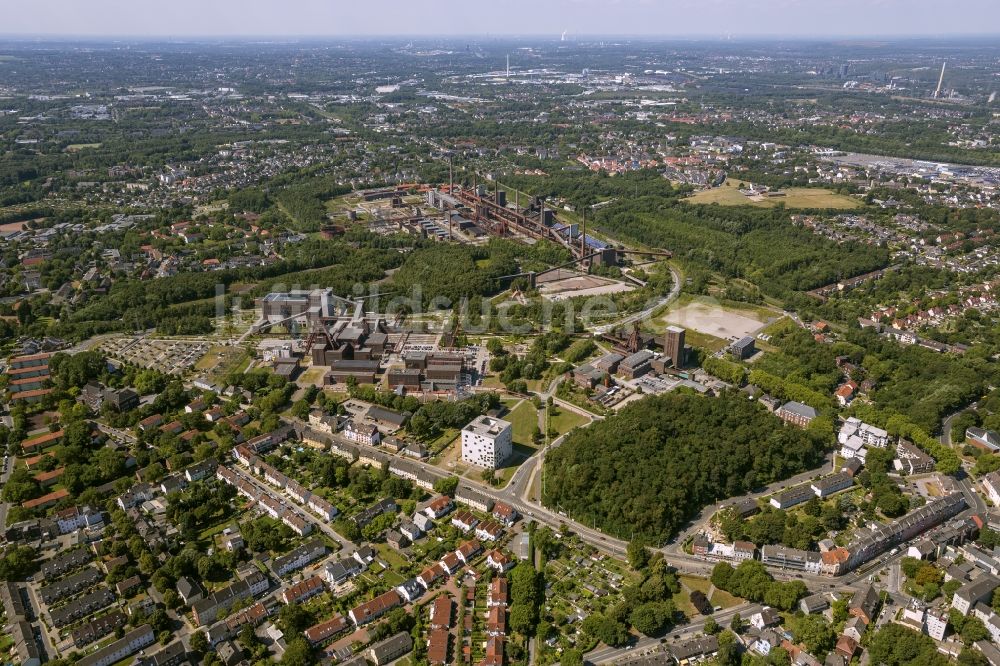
[
  {"xmin": 480, "ymin": 636, "xmax": 504, "ymax": 666},
  {"xmin": 488, "ymin": 577, "xmax": 508, "ymax": 608},
  {"xmin": 21, "ymin": 429, "xmax": 64, "ymax": 453},
  {"xmin": 430, "ymin": 595, "xmax": 453, "ymax": 630},
  {"xmin": 428, "ymin": 628, "xmax": 450, "ymax": 665},
  {"xmin": 349, "ymin": 589, "xmax": 402, "ymax": 626},
  {"xmin": 304, "ymin": 614, "xmax": 348, "ymax": 645},
  {"xmin": 22, "ymin": 488, "xmax": 69, "ymax": 510},
  {"xmin": 486, "ymin": 606, "xmax": 506, "ymax": 636}
]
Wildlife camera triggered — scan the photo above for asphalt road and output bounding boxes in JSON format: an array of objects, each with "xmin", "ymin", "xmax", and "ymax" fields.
[
  {"xmin": 584, "ymin": 603, "xmax": 760, "ymax": 664},
  {"xmin": 664, "ymin": 451, "xmax": 835, "ymax": 551},
  {"xmin": 231, "ymin": 464, "xmax": 358, "ymax": 554},
  {"xmin": 301, "ymin": 419, "xmax": 863, "ymax": 592},
  {"xmin": 0, "ymin": 453, "xmax": 15, "ymax": 530},
  {"xmin": 25, "ymin": 582, "xmax": 58, "ymax": 660},
  {"xmin": 592, "ymin": 265, "xmax": 683, "ymax": 336}
]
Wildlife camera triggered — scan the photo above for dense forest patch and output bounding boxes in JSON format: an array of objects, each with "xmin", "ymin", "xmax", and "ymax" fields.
[{"xmin": 542, "ymin": 391, "xmax": 828, "ymax": 542}]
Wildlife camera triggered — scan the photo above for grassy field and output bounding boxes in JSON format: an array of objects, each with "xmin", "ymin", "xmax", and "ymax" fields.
[
  {"xmin": 194, "ymin": 345, "xmax": 228, "ymax": 371},
  {"xmin": 507, "ymin": 400, "xmax": 539, "ymax": 445},
  {"xmin": 686, "ymin": 180, "xmax": 860, "ymax": 209},
  {"xmin": 481, "ymin": 375, "xmax": 505, "ymax": 390},
  {"xmin": 65, "ymin": 143, "xmax": 102, "ymax": 152},
  {"xmin": 197, "ymin": 346, "xmax": 251, "ymax": 384},
  {"xmin": 300, "ymin": 366, "xmax": 326, "ymax": 385},
  {"xmin": 681, "ymin": 329, "xmax": 730, "ymax": 352},
  {"xmin": 679, "ymin": 574, "xmax": 711, "ymax": 594},
  {"xmin": 709, "ymin": 586, "xmax": 742, "ymax": 609},
  {"xmin": 426, "ymin": 429, "xmax": 459, "ymax": 455},
  {"xmin": 376, "ymin": 543, "xmax": 409, "ymax": 570},
  {"xmin": 548, "ymin": 407, "xmax": 588, "ymax": 435}
]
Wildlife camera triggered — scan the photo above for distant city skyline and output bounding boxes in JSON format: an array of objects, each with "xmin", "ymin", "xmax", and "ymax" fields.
[{"xmin": 2, "ymin": 0, "xmax": 998, "ymax": 39}]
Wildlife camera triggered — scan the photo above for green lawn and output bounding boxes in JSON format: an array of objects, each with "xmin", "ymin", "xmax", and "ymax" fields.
[
  {"xmin": 198, "ymin": 519, "xmax": 237, "ymax": 544},
  {"xmin": 376, "ymin": 544, "xmax": 407, "ymax": 566},
  {"xmin": 482, "ymin": 375, "xmax": 505, "ymax": 390},
  {"xmin": 382, "ymin": 570, "xmax": 406, "ymax": 586},
  {"xmin": 679, "ymin": 574, "xmax": 711, "ymax": 595},
  {"xmin": 548, "ymin": 407, "xmax": 588, "ymax": 435},
  {"xmin": 507, "ymin": 400, "xmax": 539, "ymax": 445},
  {"xmin": 709, "ymin": 587, "xmax": 742, "ymax": 609},
  {"xmin": 686, "ymin": 180, "xmax": 860, "ymax": 210},
  {"xmin": 426, "ymin": 429, "xmax": 459, "ymax": 454},
  {"xmin": 673, "ymin": 590, "xmax": 700, "ymax": 619},
  {"xmin": 681, "ymin": 329, "xmax": 730, "ymax": 353}
]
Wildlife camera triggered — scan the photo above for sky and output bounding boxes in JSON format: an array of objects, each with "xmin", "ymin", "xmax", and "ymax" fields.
[{"xmin": 2, "ymin": 0, "xmax": 998, "ymax": 38}]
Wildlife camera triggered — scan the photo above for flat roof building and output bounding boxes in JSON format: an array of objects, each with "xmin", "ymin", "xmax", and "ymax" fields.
[
  {"xmin": 730, "ymin": 336, "xmax": 756, "ymax": 360},
  {"xmin": 461, "ymin": 416, "xmax": 512, "ymax": 470}
]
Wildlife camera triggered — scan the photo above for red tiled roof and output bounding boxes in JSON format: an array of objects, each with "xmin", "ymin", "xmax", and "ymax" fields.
[
  {"xmin": 22, "ymin": 429, "xmax": 64, "ymax": 450},
  {"xmin": 22, "ymin": 488, "xmax": 69, "ymax": 509}
]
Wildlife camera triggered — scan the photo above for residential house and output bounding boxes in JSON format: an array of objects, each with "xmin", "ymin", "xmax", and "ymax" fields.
[
  {"xmin": 953, "ymin": 575, "xmax": 1000, "ymax": 616},
  {"xmin": 396, "ymin": 578, "xmax": 424, "ymax": 603},
  {"xmin": 304, "ymin": 615, "xmax": 349, "ymax": 646},
  {"xmin": 811, "ymin": 472, "xmax": 854, "ymax": 498},
  {"xmin": 177, "ymin": 577, "xmax": 204, "ymax": 606},
  {"xmin": 425, "ymin": 495, "xmax": 453, "ymax": 519},
  {"xmin": 280, "ymin": 576, "xmax": 325, "ymax": 605},
  {"xmin": 849, "ymin": 586, "xmax": 880, "ymax": 624},
  {"xmin": 455, "ymin": 487, "xmax": 494, "ymax": 513},
  {"xmin": 487, "ymin": 577, "xmax": 508, "ymax": 608},
  {"xmin": 349, "ymin": 590, "xmax": 402, "ymax": 626},
  {"xmin": 75, "ymin": 624, "xmax": 154, "ymax": 666},
  {"xmin": 273, "ymin": 539, "xmax": 327, "ymax": 577},
  {"xmin": 451, "ymin": 509, "xmax": 478, "ymax": 532},
  {"xmin": 776, "ymin": 401, "xmax": 817, "ymax": 427},
  {"xmin": 367, "ymin": 632, "xmax": 413, "ymax": 666},
  {"xmin": 486, "ymin": 550, "xmax": 514, "ymax": 573},
  {"xmin": 456, "ymin": 539, "xmax": 483, "ymax": 564}
]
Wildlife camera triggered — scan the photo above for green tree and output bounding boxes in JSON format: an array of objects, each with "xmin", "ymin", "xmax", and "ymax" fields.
[
  {"xmin": 279, "ymin": 603, "xmax": 313, "ymax": 634},
  {"xmin": 868, "ymin": 624, "xmax": 949, "ymax": 666},
  {"xmin": 433, "ymin": 475, "xmax": 459, "ymax": 496},
  {"xmin": 189, "ymin": 631, "xmax": 208, "ymax": 655},
  {"xmin": 730, "ymin": 613, "xmax": 744, "ymax": 633},
  {"xmin": 627, "ymin": 538, "xmax": 651, "ymax": 571},
  {"xmin": 958, "ymin": 648, "xmax": 990, "ymax": 666},
  {"xmin": 281, "ymin": 636, "xmax": 317, "ymax": 666},
  {"xmin": 790, "ymin": 614, "xmax": 836, "ymax": 655},
  {"xmin": 0, "ymin": 545, "xmax": 40, "ymax": 581},
  {"xmin": 961, "ymin": 617, "xmax": 989, "ymax": 645},
  {"xmin": 629, "ymin": 601, "xmax": 674, "ymax": 636}
]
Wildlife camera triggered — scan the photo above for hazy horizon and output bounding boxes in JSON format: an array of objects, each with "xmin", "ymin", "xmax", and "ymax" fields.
[{"xmin": 4, "ymin": 0, "xmax": 999, "ymax": 39}]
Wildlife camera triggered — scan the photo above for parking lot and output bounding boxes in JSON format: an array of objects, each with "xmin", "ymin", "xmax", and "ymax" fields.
[{"xmin": 100, "ymin": 336, "xmax": 211, "ymax": 375}]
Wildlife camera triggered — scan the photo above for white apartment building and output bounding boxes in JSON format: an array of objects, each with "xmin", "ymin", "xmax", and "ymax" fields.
[
  {"xmin": 461, "ymin": 416, "xmax": 512, "ymax": 469},
  {"xmin": 926, "ymin": 609, "xmax": 948, "ymax": 641},
  {"xmin": 983, "ymin": 471, "xmax": 1000, "ymax": 507},
  {"xmin": 838, "ymin": 417, "xmax": 890, "ymax": 461}
]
